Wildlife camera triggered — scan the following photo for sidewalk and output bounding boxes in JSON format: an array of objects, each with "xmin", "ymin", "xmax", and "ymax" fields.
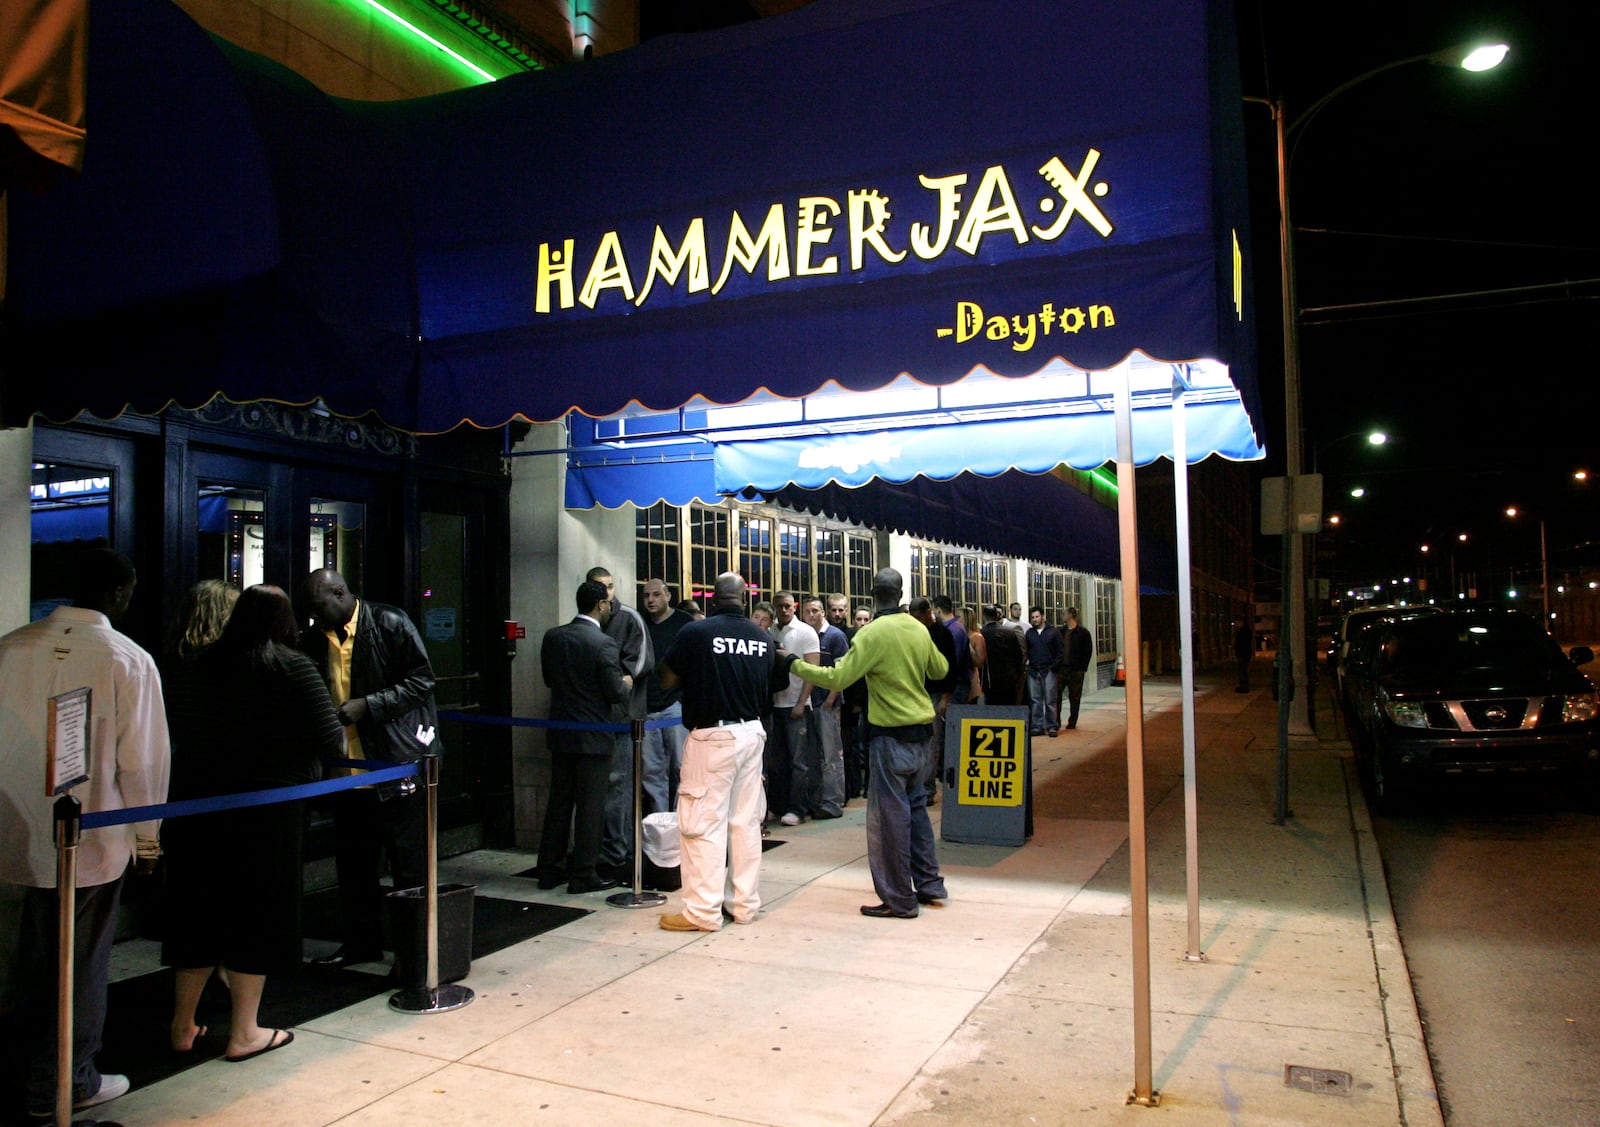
[{"xmin": 112, "ymin": 671, "xmax": 1439, "ymax": 1125}]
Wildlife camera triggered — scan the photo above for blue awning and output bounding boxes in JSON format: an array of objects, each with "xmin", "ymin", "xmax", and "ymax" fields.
[{"xmin": 8, "ymin": 0, "xmax": 1261, "ymax": 456}]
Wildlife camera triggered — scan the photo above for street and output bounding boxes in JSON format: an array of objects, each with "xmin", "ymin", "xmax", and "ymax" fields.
[{"xmin": 1372, "ymin": 779, "xmax": 1600, "ymax": 1126}]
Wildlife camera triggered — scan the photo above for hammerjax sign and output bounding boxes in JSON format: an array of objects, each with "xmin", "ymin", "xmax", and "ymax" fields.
[
  {"xmin": 958, "ymin": 717, "xmax": 1026, "ymax": 807},
  {"xmin": 532, "ymin": 151, "xmax": 1118, "ymax": 354}
]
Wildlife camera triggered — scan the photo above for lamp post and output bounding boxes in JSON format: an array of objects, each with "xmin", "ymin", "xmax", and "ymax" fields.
[
  {"xmin": 1246, "ymin": 42, "xmax": 1506, "ymax": 744},
  {"xmin": 1505, "ymin": 506, "xmax": 1550, "ymax": 627}
]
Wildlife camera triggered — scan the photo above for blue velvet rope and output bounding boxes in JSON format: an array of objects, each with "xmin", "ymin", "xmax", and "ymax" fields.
[
  {"xmin": 79, "ymin": 760, "xmax": 420, "ymax": 830},
  {"xmin": 438, "ymin": 710, "xmax": 679, "ymax": 732},
  {"xmin": 77, "ymin": 712, "xmax": 679, "ymax": 830}
]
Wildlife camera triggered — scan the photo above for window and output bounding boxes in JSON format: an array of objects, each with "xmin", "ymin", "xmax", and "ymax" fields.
[
  {"xmin": 741, "ymin": 516, "xmax": 773, "ymax": 606},
  {"xmin": 687, "ymin": 506, "xmax": 730, "ymax": 605},
  {"xmin": 1095, "ymin": 578, "xmax": 1118, "ymax": 656},
  {"xmin": 846, "ymin": 534, "xmax": 875, "ymax": 605},
  {"xmin": 635, "ymin": 502, "xmax": 681, "ymax": 601},
  {"xmin": 777, "ymin": 519, "xmax": 810, "ymax": 596},
  {"xmin": 816, "ymin": 527, "xmax": 843, "ymax": 600}
]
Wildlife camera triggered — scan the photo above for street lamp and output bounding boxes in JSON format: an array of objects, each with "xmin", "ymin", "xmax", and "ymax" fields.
[
  {"xmin": 1247, "ymin": 44, "xmax": 1506, "ymax": 744},
  {"xmin": 1505, "ymin": 506, "xmax": 1550, "ymax": 627}
]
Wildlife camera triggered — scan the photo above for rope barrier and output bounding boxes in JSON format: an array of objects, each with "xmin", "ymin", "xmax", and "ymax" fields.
[
  {"xmin": 438, "ymin": 710, "xmax": 679, "ymax": 732},
  {"xmin": 79, "ymin": 760, "xmax": 421, "ymax": 830}
]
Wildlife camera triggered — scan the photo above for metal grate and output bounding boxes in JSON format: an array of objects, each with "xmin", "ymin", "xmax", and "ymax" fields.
[{"xmin": 1284, "ymin": 1064, "xmax": 1353, "ymax": 1096}]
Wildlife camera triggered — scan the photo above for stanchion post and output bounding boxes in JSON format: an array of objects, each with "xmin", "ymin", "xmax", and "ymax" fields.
[
  {"xmin": 388, "ymin": 759, "xmax": 474, "ymax": 1015},
  {"xmin": 608, "ymin": 718, "xmax": 666, "ymax": 909},
  {"xmin": 53, "ymin": 795, "xmax": 81, "ymax": 1127}
]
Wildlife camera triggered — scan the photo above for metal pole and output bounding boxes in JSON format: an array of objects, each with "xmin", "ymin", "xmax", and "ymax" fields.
[
  {"xmin": 53, "ymin": 795, "xmax": 81, "ymax": 1127},
  {"xmin": 1172, "ymin": 380, "xmax": 1204, "ymax": 963},
  {"xmin": 389, "ymin": 759, "xmax": 475, "ymax": 1014},
  {"xmin": 1116, "ymin": 369, "xmax": 1158, "ymax": 1107},
  {"xmin": 1540, "ymin": 518, "xmax": 1550, "ymax": 627},
  {"xmin": 608, "ymin": 718, "xmax": 667, "ymax": 909}
]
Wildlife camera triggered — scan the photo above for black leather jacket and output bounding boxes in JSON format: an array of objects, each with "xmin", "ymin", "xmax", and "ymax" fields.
[{"xmin": 303, "ymin": 600, "xmax": 442, "ymax": 766}]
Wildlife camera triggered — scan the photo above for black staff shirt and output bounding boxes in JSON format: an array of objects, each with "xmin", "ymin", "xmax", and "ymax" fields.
[{"xmin": 663, "ymin": 606, "xmax": 776, "ymax": 730}]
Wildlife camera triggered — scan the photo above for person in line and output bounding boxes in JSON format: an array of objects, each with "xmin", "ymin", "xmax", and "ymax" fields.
[
  {"xmin": 536, "ymin": 580, "xmax": 633, "ymax": 893},
  {"xmin": 302, "ymin": 569, "xmax": 441, "ymax": 968},
  {"xmin": 1025, "ymin": 606, "xmax": 1065, "ymax": 737},
  {"xmin": 1234, "ymin": 617, "xmax": 1254, "ymax": 693},
  {"xmin": 784, "ymin": 569, "xmax": 948, "ymax": 919},
  {"xmin": 827, "ymin": 594, "xmax": 869, "ymax": 800},
  {"xmin": 0, "ymin": 549, "xmax": 170, "ymax": 1118},
  {"xmin": 911, "ymin": 597, "xmax": 957, "ymax": 804},
  {"xmin": 163, "ymin": 585, "xmax": 342, "ymax": 1062},
  {"xmin": 801, "ymin": 597, "xmax": 848, "ymax": 819},
  {"xmin": 766, "ymin": 592, "xmax": 820, "ymax": 827},
  {"xmin": 975, "ymin": 604, "xmax": 1027, "ymax": 706},
  {"xmin": 932, "ymin": 597, "xmax": 972, "ymax": 707},
  {"xmin": 853, "ymin": 605, "xmax": 873, "ymax": 630},
  {"xmin": 162, "ymin": 579, "xmax": 239, "ymax": 670},
  {"xmin": 584, "ymin": 567, "xmax": 652, "ymax": 883},
  {"xmin": 654, "ymin": 573, "xmax": 775, "ymax": 932},
  {"xmin": 640, "ymin": 579, "xmax": 692, "ymax": 816},
  {"xmin": 1060, "ymin": 607, "xmax": 1094, "ymax": 730}
]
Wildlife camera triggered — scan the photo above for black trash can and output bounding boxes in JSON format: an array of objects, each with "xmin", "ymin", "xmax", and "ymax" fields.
[{"xmin": 386, "ymin": 882, "xmax": 475, "ymax": 988}]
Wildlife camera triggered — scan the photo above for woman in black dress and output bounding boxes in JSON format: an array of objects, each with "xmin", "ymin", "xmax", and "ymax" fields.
[{"xmin": 163, "ymin": 584, "xmax": 343, "ymax": 1061}]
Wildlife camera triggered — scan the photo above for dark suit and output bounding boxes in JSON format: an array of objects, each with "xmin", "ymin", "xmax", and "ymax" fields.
[{"xmin": 538, "ymin": 615, "xmax": 629, "ymax": 884}]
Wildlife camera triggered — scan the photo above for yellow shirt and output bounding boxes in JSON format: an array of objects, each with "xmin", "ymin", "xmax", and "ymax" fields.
[{"xmin": 323, "ymin": 599, "xmax": 364, "ymax": 776}]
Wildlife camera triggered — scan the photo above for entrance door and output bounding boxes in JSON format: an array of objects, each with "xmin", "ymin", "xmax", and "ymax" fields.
[
  {"xmin": 30, "ymin": 426, "xmax": 142, "ymax": 628},
  {"xmin": 420, "ymin": 488, "xmax": 510, "ymax": 847}
]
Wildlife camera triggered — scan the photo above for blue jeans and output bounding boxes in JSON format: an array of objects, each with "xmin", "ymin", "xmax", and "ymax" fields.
[
  {"xmin": 865, "ymin": 732, "xmax": 945, "ymax": 914},
  {"xmin": 641, "ymin": 702, "xmax": 686, "ymax": 816},
  {"xmin": 1028, "ymin": 669, "xmax": 1059, "ymax": 733}
]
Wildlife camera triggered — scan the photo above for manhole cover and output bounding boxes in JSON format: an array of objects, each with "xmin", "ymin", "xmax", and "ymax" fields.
[{"xmin": 1284, "ymin": 1064, "xmax": 1352, "ymax": 1096}]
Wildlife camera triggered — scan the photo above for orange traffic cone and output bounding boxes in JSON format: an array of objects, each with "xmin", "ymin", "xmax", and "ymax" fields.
[{"xmin": 1112, "ymin": 655, "xmax": 1126, "ymax": 688}]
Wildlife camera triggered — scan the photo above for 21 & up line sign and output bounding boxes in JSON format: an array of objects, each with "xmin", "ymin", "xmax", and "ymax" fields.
[{"xmin": 957, "ymin": 717, "xmax": 1025, "ymax": 806}]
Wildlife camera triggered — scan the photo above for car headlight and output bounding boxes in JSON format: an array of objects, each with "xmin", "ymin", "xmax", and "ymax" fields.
[
  {"xmin": 1560, "ymin": 693, "xmax": 1599, "ymax": 723},
  {"xmin": 1382, "ymin": 700, "xmax": 1429, "ymax": 728}
]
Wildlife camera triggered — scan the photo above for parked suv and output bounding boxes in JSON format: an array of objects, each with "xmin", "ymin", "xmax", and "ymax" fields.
[
  {"xmin": 1332, "ymin": 603, "xmax": 1440, "ymax": 709},
  {"xmin": 1344, "ymin": 608, "xmax": 1598, "ymax": 813}
]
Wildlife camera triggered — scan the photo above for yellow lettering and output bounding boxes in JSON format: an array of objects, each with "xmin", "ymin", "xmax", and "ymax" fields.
[
  {"xmin": 1040, "ymin": 303, "xmax": 1057, "ymax": 334},
  {"xmin": 909, "ymin": 173, "xmax": 966, "ymax": 260},
  {"xmin": 796, "ymin": 196, "xmax": 841, "ymax": 276},
  {"xmin": 1090, "ymin": 304, "xmax": 1115, "ymax": 328},
  {"xmin": 712, "ymin": 204, "xmax": 791, "ymax": 295},
  {"xmin": 848, "ymin": 189, "xmax": 906, "ymax": 271},
  {"xmin": 955, "ymin": 301, "xmax": 984, "ymax": 342},
  {"xmin": 1009, "ymin": 314, "xmax": 1037, "ymax": 352},
  {"xmin": 578, "ymin": 231, "xmax": 636, "ymax": 309},
  {"xmin": 634, "ymin": 219, "xmax": 710, "ymax": 307},
  {"xmin": 955, "ymin": 165, "xmax": 1029, "ymax": 255},
  {"xmin": 1059, "ymin": 306, "xmax": 1086, "ymax": 334},
  {"xmin": 984, "ymin": 315, "xmax": 1010, "ymax": 341},
  {"xmin": 535, "ymin": 239, "xmax": 575, "ymax": 313}
]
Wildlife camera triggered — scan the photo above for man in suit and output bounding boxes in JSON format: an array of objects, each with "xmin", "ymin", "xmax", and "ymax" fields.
[
  {"xmin": 585, "ymin": 566, "xmax": 652, "ymax": 881},
  {"xmin": 537, "ymin": 580, "xmax": 633, "ymax": 894},
  {"xmin": 303, "ymin": 568, "xmax": 440, "ymax": 968}
]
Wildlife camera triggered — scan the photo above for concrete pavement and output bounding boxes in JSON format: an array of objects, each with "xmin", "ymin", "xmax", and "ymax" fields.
[{"xmin": 109, "ymin": 669, "xmax": 1439, "ymax": 1125}]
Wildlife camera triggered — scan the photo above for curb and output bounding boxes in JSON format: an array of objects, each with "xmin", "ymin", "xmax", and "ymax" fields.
[{"xmin": 1341, "ymin": 751, "xmax": 1445, "ymax": 1127}]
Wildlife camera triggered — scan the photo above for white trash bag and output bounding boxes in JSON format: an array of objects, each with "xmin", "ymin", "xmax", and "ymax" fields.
[{"xmin": 641, "ymin": 811, "xmax": 680, "ymax": 868}]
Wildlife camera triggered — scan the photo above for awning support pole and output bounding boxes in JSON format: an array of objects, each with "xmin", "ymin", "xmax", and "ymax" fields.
[
  {"xmin": 1116, "ymin": 367, "xmax": 1158, "ymax": 1107},
  {"xmin": 1172, "ymin": 377, "xmax": 1204, "ymax": 963}
]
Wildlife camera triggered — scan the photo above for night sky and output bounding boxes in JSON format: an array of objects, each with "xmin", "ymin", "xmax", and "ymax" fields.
[{"xmin": 1236, "ymin": 0, "xmax": 1599, "ymax": 597}]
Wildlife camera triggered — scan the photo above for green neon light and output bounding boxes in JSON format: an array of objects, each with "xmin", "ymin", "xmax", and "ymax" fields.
[
  {"xmin": 356, "ymin": 0, "xmax": 498, "ymax": 83},
  {"xmin": 1090, "ymin": 467, "xmax": 1120, "ymax": 493}
]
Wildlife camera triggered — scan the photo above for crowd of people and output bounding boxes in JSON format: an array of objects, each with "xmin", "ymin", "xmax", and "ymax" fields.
[
  {"xmin": 0, "ymin": 550, "xmax": 440, "ymax": 1118},
  {"xmin": 1, "ymin": 545, "xmax": 1095, "ymax": 1116},
  {"xmin": 536, "ymin": 567, "xmax": 1096, "ymax": 932}
]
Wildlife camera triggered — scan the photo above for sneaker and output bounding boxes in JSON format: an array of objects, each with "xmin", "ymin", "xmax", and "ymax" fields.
[
  {"xmin": 779, "ymin": 812, "xmax": 802, "ymax": 826},
  {"xmin": 34, "ymin": 1072, "xmax": 134, "ymax": 1116}
]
